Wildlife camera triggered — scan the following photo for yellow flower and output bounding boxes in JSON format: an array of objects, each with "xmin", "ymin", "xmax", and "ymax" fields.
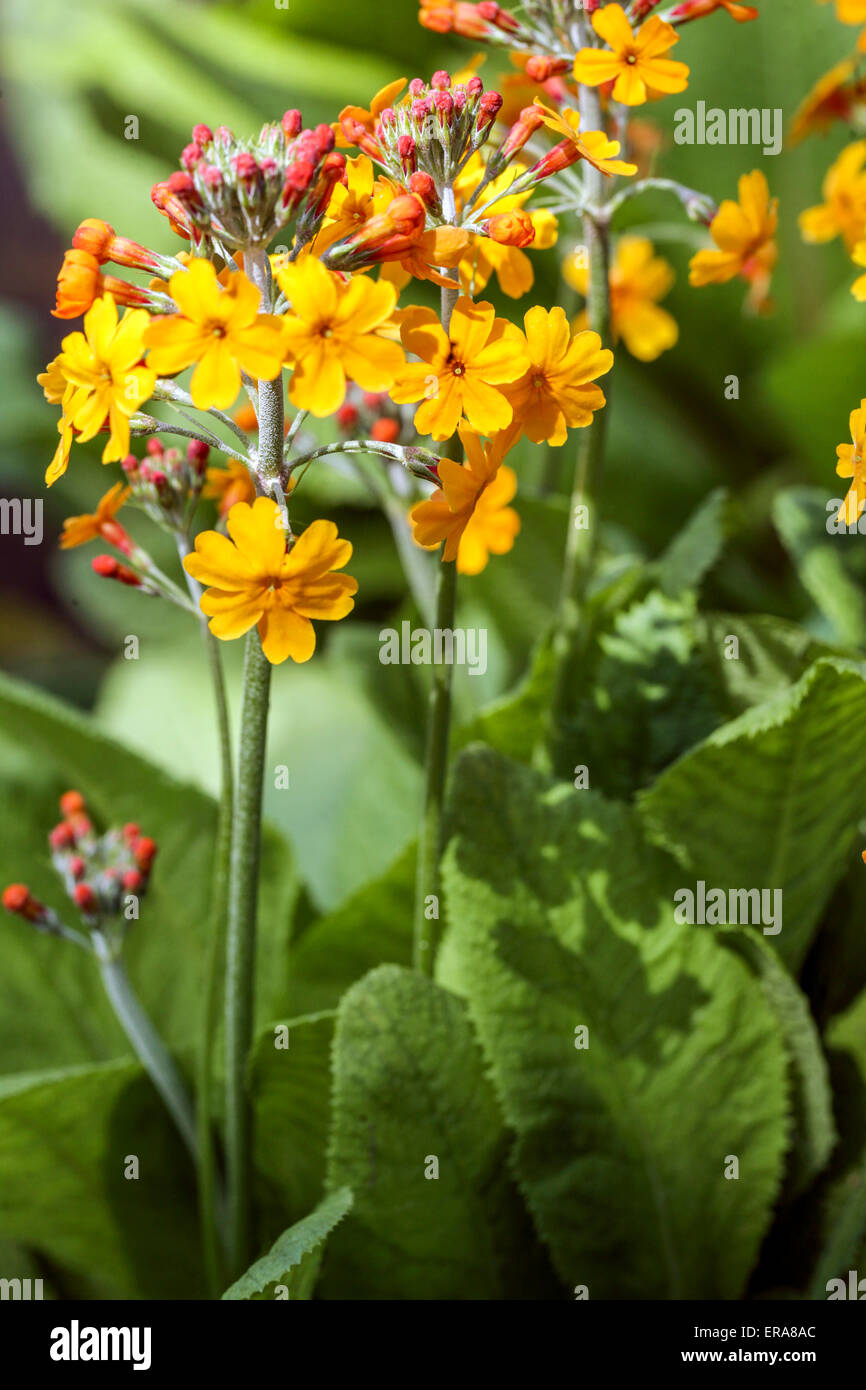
[
  {"xmin": 46, "ymin": 416, "xmax": 75, "ymax": 487},
  {"xmin": 143, "ymin": 258, "xmax": 286, "ymax": 410},
  {"xmin": 410, "ymin": 423, "xmax": 520, "ymax": 574},
  {"xmin": 203, "ymin": 458, "xmax": 257, "ymax": 515},
  {"xmin": 836, "ymin": 400, "xmax": 866, "ymax": 525},
  {"xmin": 690, "ymin": 170, "xmax": 778, "ymax": 291},
  {"xmin": 504, "ymin": 306, "xmax": 613, "ymax": 445},
  {"xmin": 533, "ymin": 100, "xmax": 638, "ymax": 177},
  {"xmin": 391, "ymin": 297, "xmax": 530, "ymax": 440},
  {"xmin": 60, "ymin": 482, "xmax": 131, "ymax": 550},
  {"xmin": 184, "ymin": 497, "xmax": 357, "ymax": 665},
  {"xmin": 819, "ymin": 0, "xmax": 866, "ymax": 21},
  {"xmin": 315, "ymin": 156, "xmax": 399, "ymax": 254},
  {"xmin": 37, "ymin": 355, "xmax": 71, "ymax": 405},
  {"xmin": 277, "ymin": 255, "xmax": 405, "ymax": 416},
  {"xmin": 788, "ymin": 58, "xmax": 860, "ymax": 146},
  {"xmin": 799, "ymin": 141, "xmax": 866, "ymax": 250},
  {"xmin": 567, "ymin": 236, "xmax": 678, "ymax": 362},
  {"xmin": 54, "ymin": 294, "xmax": 155, "ymax": 470},
  {"xmin": 459, "ymin": 210, "xmax": 558, "ymax": 298},
  {"xmin": 574, "ymin": 4, "xmax": 689, "ymax": 107}
]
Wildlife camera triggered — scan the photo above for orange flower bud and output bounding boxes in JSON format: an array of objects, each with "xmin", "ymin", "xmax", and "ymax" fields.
[
  {"xmin": 483, "ymin": 210, "xmax": 536, "ymax": 248},
  {"xmin": 528, "ymin": 139, "xmax": 580, "ymax": 181},
  {"xmin": 151, "ymin": 180, "xmax": 194, "ymax": 240},
  {"xmin": 325, "ymin": 194, "xmax": 426, "ymax": 268},
  {"xmin": 59, "ymin": 790, "xmax": 87, "ymax": 818},
  {"xmin": 524, "ymin": 56, "xmax": 571, "ymax": 82},
  {"xmin": 72, "ymin": 218, "xmax": 116, "ymax": 261},
  {"xmin": 2, "ymin": 884, "xmax": 45, "ymax": 923},
  {"xmin": 500, "ymin": 106, "xmax": 546, "ymax": 161},
  {"xmin": 52, "ymin": 250, "xmax": 102, "ymax": 319}
]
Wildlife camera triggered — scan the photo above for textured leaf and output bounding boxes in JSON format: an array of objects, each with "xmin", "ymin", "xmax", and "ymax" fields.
[
  {"xmin": 656, "ymin": 487, "xmax": 730, "ymax": 597},
  {"xmin": 640, "ymin": 658, "xmax": 866, "ymax": 969},
  {"xmin": 773, "ymin": 488, "xmax": 866, "ymax": 647},
  {"xmin": 223, "ymin": 1188, "xmax": 352, "ymax": 1301},
  {"xmin": 0, "ymin": 1061, "xmax": 201, "ymax": 1298},
  {"xmin": 696, "ymin": 613, "xmax": 839, "ymax": 718},
  {"xmin": 441, "ymin": 748, "xmax": 790, "ymax": 1299},
  {"xmin": 322, "ymin": 965, "xmax": 552, "ymax": 1300}
]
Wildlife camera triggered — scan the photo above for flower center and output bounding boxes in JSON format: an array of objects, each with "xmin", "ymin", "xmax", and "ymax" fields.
[
  {"xmin": 453, "ymin": 363, "xmax": 465, "ymax": 377},
  {"xmin": 626, "ymin": 52, "xmax": 638, "ymax": 66}
]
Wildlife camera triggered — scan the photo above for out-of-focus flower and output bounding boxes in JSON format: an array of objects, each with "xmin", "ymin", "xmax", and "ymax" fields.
[
  {"xmin": 278, "ymin": 255, "xmax": 405, "ymax": 415},
  {"xmin": 818, "ymin": 0, "xmax": 866, "ymax": 22},
  {"xmin": 789, "ymin": 58, "xmax": 862, "ymax": 145},
  {"xmin": 410, "ymin": 422, "xmax": 520, "ymax": 573},
  {"xmin": 799, "ymin": 140, "xmax": 866, "ymax": 249},
  {"xmin": 574, "ymin": 4, "xmax": 689, "ymax": 107},
  {"xmin": 504, "ymin": 306, "xmax": 613, "ymax": 443},
  {"xmin": 532, "ymin": 101, "xmax": 638, "ymax": 177},
  {"xmin": 391, "ymin": 296, "xmax": 529, "ymax": 439},
  {"xmin": 143, "ymin": 259, "xmax": 285, "ymax": 409},
  {"xmin": 835, "ymin": 399, "xmax": 866, "ymax": 525},
  {"xmin": 184, "ymin": 498, "xmax": 357, "ymax": 664},
  {"xmin": 203, "ymin": 458, "xmax": 257, "ymax": 515},
  {"xmin": 850, "ymin": 238, "xmax": 866, "ymax": 297},
  {"xmin": 567, "ymin": 237, "xmax": 679, "ymax": 362},
  {"xmin": 690, "ymin": 171, "xmax": 778, "ymax": 309},
  {"xmin": 668, "ymin": 0, "xmax": 758, "ymax": 21},
  {"xmin": 60, "ymin": 482, "xmax": 131, "ymax": 551},
  {"xmin": 53, "ymin": 294, "xmax": 155, "ymax": 469}
]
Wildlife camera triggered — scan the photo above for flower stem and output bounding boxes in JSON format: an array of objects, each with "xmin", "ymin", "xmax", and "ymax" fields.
[
  {"xmin": 543, "ymin": 74, "xmax": 613, "ymax": 775},
  {"xmin": 223, "ymin": 243, "xmax": 279, "ymax": 1279},
  {"xmin": 413, "ymin": 275, "xmax": 460, "ymax": 975},
  {"xmin": 93, "ymin": 934, "xmax": 197, "ymax": 1162}
]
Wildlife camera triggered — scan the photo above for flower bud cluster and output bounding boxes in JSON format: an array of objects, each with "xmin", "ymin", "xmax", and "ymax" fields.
[
  {"xmin": 122, "ymin": 439, "xmax": 210, "ymax": 530},
  {"xmin": 153, "ymin": 117, "xmax": 346, "ymax": 253},
  {"xmin": 336, "ymin": 387, "xmax": 418, "ymax": 448}
]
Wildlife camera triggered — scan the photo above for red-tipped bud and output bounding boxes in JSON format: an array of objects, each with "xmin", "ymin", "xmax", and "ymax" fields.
[
  {"xmin": 529, "ymin": 139, "xmax": 580, "ymax": 180},
  {"xmin": 122, "ymin": 869, "xmax": 144, "ymax": 893},
  {"xmin": 233, "ymin": 152, "xmax": 260, "ymax": 184},
  {"xmin": 135, "ymin": 837, "xmax": 158, "ymax": 870},
  {"xmin": 411, "ymin": 97, "xmax": 434, "ymax": 122},
  {"xmin": 477, "ymin": 1, "xmax": 521, "ymax": 32},
  {"xmin": 339, "ymin": 116, "xmax": 382, "ymax": 160},
  {"xmin": 146, "ymin": 438, "xmax": 164, "ymax": 457},
  {"xmin": 431, "ymin": 70, "xmax": 452, "ymax": 91},
  {"xmin": 50, "ymin": 823, "xmax": 76, "ymax": 850},
  {"xmin": 477, "ymin": 90, "xmax": 504, "ymax": 132},
  {"xmin": 122, "ymin": 823, "xmax": 141, "ymax": 844},
  {"xmin": 397, "ymin": 135, "xmax": 417, "ymax": 174},
  {"xmin": 2, "ymin": 884, "xmax": 44, "ymax": 921},
  {"xmin": 315, "ymin": 123, "xmax": 336, "ymax": 155},
  {"xmin": 371, "ymin": 417, "xmax": 401, "ymax": 443},
  {"xmin": 202, "ymin": 165, "xmax": 223, "ymax": 190},
  {"xmin": 408, "ymin": 171, "xmax": 440, "ymax": 212},
  {"xmin": 282, "ymin": 158, "xmax": 316, "ymax": 211},
  {"xmin": 60, "ymin": 790, "xmax": 87, "ymax": 818},
  {"xmin": 73, "ymin": 883, "xmax": 97, "ymax": 913},
  {"xmin": 69, "ymin": 857, "xmax": 86, "ymax": 880},
  {"xmin": 500, "ymin": 106, "xmax": 546, "ymax": 161},
  {"xmin": 483, "ymin": 210, "xmax": 535, "ymax": 248},
  {"xmin": 363, "ymin": 391, "xmax": 388, "ymax": 410},
  {"xmin": 181, "ymin": 142, "xmax": 202, "ymax": 171},
  {"xmin": 466, "ymin": 76, "xmax": 484, "ymax": 99},
  {"xmin": 187, "ymin": 439, "xmax": 210, "ymax": 472},
  {"xmin": 192, "ymin": 123, "xmax": 214, "ymax": 145},
  {"xmin": 121, "ymin": 454, "xmax": 139, "ymax": 477},
  {"xmin": 167, "ymin": 171, "xmax": 199, "ymax": 201},
  {"xmin": 282, "ymin": 109, "xmax": 303, "ymax": 137},
  {"xmin": 336, "ymin": 403, "xmax": 359, "ymax": 431},
  {"xmin": 409, "ymin": 78, "xmax": 426, "ymax": 98},
  {"xmin": 525, "ymin": 55, "xmax": 572, "ymax": 82},
  {"xmin": 434, "ymin": 92, "xmax": 454, "ymax": 125},
  {"xmin": 310, "ymin": 152, "xmax": 347, "ymax": 217},
  {"xmin": 92, "ymin": 556, "xmax": 142, "ymax": 587},
  {"xmin": 151, "ymin": 181, "xmax": 194, "ymax": 239}
]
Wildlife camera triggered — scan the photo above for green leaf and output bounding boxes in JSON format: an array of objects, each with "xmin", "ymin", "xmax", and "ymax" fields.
[
  {"xmin": 222, "ymin": 1188, "xmax": 353, "ymax": 1301},
  {"xmin": 656, "ymin": 487, "xmax": 731, "ymax": 597},
  {"xmin": 441, "ymin": 748, "xmax": 790, "ymax": 1299},
  {"xmin": 640, "ymin": 658, "xmax": 866, "ymax": 969},
  {"xmin": 696, "ymin": 613, "xmax": 840, "ymax": 718},
  {"xmin": 0, "ymin": 1060, "xmax": 202, "ymax": 1298},
  {"xmin": 322, "ymin": 965, "xmax": 553, "ymax": 1299},
  {"xmin": 249, "ymin": 1011, "xmax": 336, "ymax": 1228},
  {"xmin": 0, "ymin": 671, "xmax": 298, "ymax": 1071},
  {"xmin": 773, "ymin": 488, "xmax": 866, "ymax": 647}
]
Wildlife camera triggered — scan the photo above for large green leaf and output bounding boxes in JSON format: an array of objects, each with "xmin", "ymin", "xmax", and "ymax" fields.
[
  {"xmin": 223, "ymin": 1187, "xmax": 352, "ymax": 1301},
  {"xmin": 441, "ymin": 748, "xmax": 790, "ymax": 1300},
  {"xmin": 655, "ymin": 487, "xmax": 731, "ymax": 597},
  {"xmin": 0, "ymin": 1060, "xmax": 202, "ymax": 1298},
  {"xmin": 322, "ymin": 965, "xmax": 554, "ymax": 1300},
  {"xmin": 640, "ymin": 658, "xmax": 866, "ymax": 970},
  {"xmin": 773, "ymin": 488, "xmax": 866, "ymax": 648},
  {"xmin": 0, "ymin": 671, "xmax": 298, "ymax": 1071}
]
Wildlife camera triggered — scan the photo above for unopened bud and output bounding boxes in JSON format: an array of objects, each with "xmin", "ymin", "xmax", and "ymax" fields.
[
  {"xmin": 371, "ymin": 417, "xmax": 401, "ymax": 443},
  {"xmin": 60, "ymin": 791, "xmax": 87, "ymax": 817},
  {"xmin": 525, "ymin": 55, "xmax": 572, "ymax": 82},
  {"xmin": 92, "ymin": 555, "xmax": 142, "ymax": 587},
  {"xmin": 73, "ymin": 883, "xmax": 97, "ymax": 914},
  {"xmin": 483, "ymin": 210, "xmax": 535, "ymax": 248}
]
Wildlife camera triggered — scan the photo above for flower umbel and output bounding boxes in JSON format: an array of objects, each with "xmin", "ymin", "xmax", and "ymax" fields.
[{"xmin": 184, "ymin": 497, "xmax": 358, "ymax": 664}]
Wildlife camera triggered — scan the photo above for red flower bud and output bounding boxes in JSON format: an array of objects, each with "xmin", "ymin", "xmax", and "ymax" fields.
[
  {"xmin": 336, "ymin": 403, "xmax": 359, "ymax": 431},
  {"xmin": 483, "ymin": 210, "xmax": 535, "ymax": 248},
  {"xmin": 181, "ymin": 143, "xmax": 202, "ymax": 171},
  {"xmin": 92, "ymin": 556, "xmax": 142, "ymax": 587},
  {"xmin": 233, "ymin": 153, "xmax": 260, "ymax": 184},
  {"xmin": 477, "ymin": 90, "xmax": 504, "ymax": 132},
  {"xmin": 466, "ymin": 76, "xmax": 484, "ymax": 99},
  {"xmin": 339, "ymin": 116, "xmax": 382, "ymax": 160},
  {"xmin": 192, "ymin": 123, "xmax": 214, "ymax": 145},
  {"xmin": 409, "ymin": 171, "xmax": 439, "ymax": 211},
  {"xmin": 431, "ymin": 70, "xmax": 452, "ymax": 91},
  {"xmin": 122, "ymin": 869, "xmax": 143, "ymax": 893},
  {"xmin": 525, "ymin": 55, "xmax": 572, "ymax": 83},
  {"xmin": 60, "ymin": 790, "xmax": 87, "ymax": 818},
  {"xmin": 50, "ymin": 822, "xmax": 76, "ymax": 850},
  {"xmin": 187, "ymin": 439, "xmax": 210, "ymax": 471},
  {"xmin": 73, "ymin": 883, "xmax": 97, "ymax": 913},
  {"xmin": 2, "ymin": 884, "xmax": 43, "ymax": 921},
  {"xmin": 135, "ymin": 837, "xmax": 158, "ymax": 870},
  {"xmin": 69, "ymin": 856, "xmax": 86, "ymax": 880},
  {"xmin": 477, "ymin": 1, "xmax": 521, "ymax": 32},
  {"xmin": 282, "ymin": 109, "xmax": 303, "ymax": 137},
  {"xmin": 397, "ymin": 135, "xmax": 417, "ymax": 175},
  {"xmin": 500, "ymin": 106, "xmax": 546, "ymax": 161},
  {"xmin": 371, "ymin": 417, "xmax": 400, "ymax": 443},
  {"xmin": 409, "ymin": 78, "xmax": 426, "ymax": 98},
  {"xmin": 434, "ymin": 92, "xmax": 454, "ymax": 125}
]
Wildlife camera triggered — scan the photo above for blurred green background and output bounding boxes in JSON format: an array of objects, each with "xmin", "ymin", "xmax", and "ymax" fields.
[{"xmin": 0, "ymin": 0, "xmax": 861, "ymax": 906}]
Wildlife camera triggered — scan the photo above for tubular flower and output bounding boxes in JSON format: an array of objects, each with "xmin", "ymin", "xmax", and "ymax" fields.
[
  {"xmin": 573, "ymin": 5, "xmax": 690, "ymax": 107},
  {"xmin": 203, "ymin": 458, "xmax": 257, "ymax": 515},
  {"xmin": 789, "ymin": 59, "xmax": 861, "ymax": 145},
  {"xmin": 835, "ymin": 400, "xmax": 866, "ymax": 526},
  {"xmin": 143, "ymin": 259, "xmax": 286, "ymax": 410},
  {"xmin": 183, "ymin": 498, "xmax": 357, "ymax": 665},
  {"xmin": 532, "ymin": 101, "xmax": 638, "ymax": 177},
  {"xmin": 277, "ymin": 255, "xmax": 405, "ymax": 416},
  {"xmin": 53, "ymin": 248, "xmax": 154, "ymax": 320},
  {"xmin": 668, "ymin": 0, "xmax": 758, "ymax": 20},
  {"xmin": 322, "ymin": 194, "xmax": 426, "ymax": 271},
  {"xmin": 567, "ymin": 237, "xmax": 678, "ymax": 362},
  {"xmin": 504, "ymin": 306, "xmax": 613, "ymax": 445},
  {"xmin": 54, "ymin": 294, "xmax": 155, "ymax": 470},
  {"xmin": 690, "ymin": 171, "xmax": 778, "ymax": 296},
  {"xmin": 60, "ymin": 482, "xmax": 131, "ymax": 550},
  {"xmin": 72, "ymin": 218, "xmax": 166, "ymax": 273},
  {"xmin": 391, "ymin": 297, "xmax": 530, "ymax": 440},
  {"xmin": 799, "ymin": 141, "xmax": 866, "ymax": 250},
  {"xmin": 410, "ymin": 423, "xmax": 520, "ymax": 575},
  {"xmin": 314, "ymin": 156, "xmax": 400, "ymax": 253}
]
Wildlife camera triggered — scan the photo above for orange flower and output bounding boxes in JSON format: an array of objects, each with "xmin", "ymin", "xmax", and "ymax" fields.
[
  {"xmin": 690, "ymin": 171, "xmax": 778, "ymax": 298},
  {"xmin": 203, "ymin": 458, "xmax": 256, "ymax": 516},
  {"xmin": 836, "ymin": 400, "xmax": 866, "ymax": 525},
  {"xmin": 799, "ymin": 140, "xmax": 866, "ymax": 250},
  {"xmin": 574, "ymin": 4, "xmax": 689, "ymax": 107},
  {"xmin": 53, "ymin": 249, "xmax": 151, "ymax": 320},
  {"xmin": 60, "ymin": 482, "xmax": 131, "ymax": 550},
  {"xmin": 380, "ymin": 225, "xmax": 471, "ymax": 291},
  {"xmin": 504, "ymin": 307, "xmax": 613, "ymax": 445},
  {"xmin": 789, "ymin": 59, "xmax": 861, "ymax": 145},
  {"xmin": 337, "ymin": 79, "xmax": 408, "ymax": 147},
  {"xmin": 532, "ymin": 100, "xmax": 638, "ymax": 177},
  {"xmin": 410, "ymin": 424, "xmax": 521, "ymax": 574},
  {"xmin": 668, "ymin": 0, "xmax": 757, "ymax": 19},
  {"xmin": 567, "ymin": 237, "xmax": 679, "ymax": 362},
  {"xmin": 391, "ymin": 297, "xmax": 530, "ymax": 440}
]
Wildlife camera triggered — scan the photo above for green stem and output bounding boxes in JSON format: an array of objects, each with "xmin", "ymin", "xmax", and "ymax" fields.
[
  {"xmin": 413, "ymin": 273, "xmax": 460, "ymax": 975},
  {"xmin": 94, "ymin": 935, "xmax": 197, "ymax": 1161},
  {"xmin": 223, "ymin": 244, "xmax": 280, "ymax": 1278},
  {"xmin": 178, "ymin": 541, "xmax": 233, "ymax": 1297},
  {"xmin": 543, "ymin": 71, "xmax": 613, "ymax": 775}
]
